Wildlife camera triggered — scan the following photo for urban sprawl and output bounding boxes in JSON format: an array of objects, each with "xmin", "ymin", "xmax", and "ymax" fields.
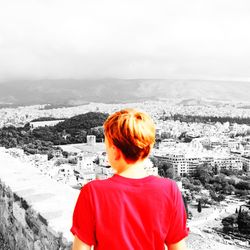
[
  {"xmin": 1, "ymin": 99, "xmax": 250, "ymax": 248},
  {"xmin": 0, "ymin": 100, "xmax": 250, "ymax": 186}
]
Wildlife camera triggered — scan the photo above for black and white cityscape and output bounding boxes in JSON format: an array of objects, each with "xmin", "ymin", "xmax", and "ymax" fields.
[{"xmin": 0, "ymin": 1, "xmax": 250, "ymax": 250}]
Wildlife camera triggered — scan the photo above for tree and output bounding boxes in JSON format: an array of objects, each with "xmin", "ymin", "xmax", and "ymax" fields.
[
  {"xmin": 212, "ymin": 164, "xmax": 219, "ymax": 175},
  {"xmin": 175, "ymin": 176, "xmax": 182, "ymax": 182},
  {"xmin": 158, "ymin": 169, "xmax": 165, "ymax": 177},
  {"xmin": 237, "ymin": 207, "xmax": 250, "ymax": 234},
  {"xmin": 48, "ymin": 152, "xmax": 54, "ymax": 160},
  {"xmin": 228, "ymin": 179, "xmax": 236, "ymax": 186},
  {"xmin": 217, "ymin": 194, "xmax": 226, "ymax": 202},
  {"xmin": 222, "ymin": 214, "xmax": 238, "ymax": 233},
  {"xmin": 182, "ymin": 195, "xmax": 189, "ymax": 215},
  {"xmin": 220, "ymin": 169, "xmax": 235, "ymax": 176},
  {"xmin": 165, "ymin": 167, "xmax": 174, "ymax": 179},
  {"xmin": 160, "ymin": 161, "xmax": 172, "ymax": 171},
  {"xmin": 197, "ymin": 200, "xmax": 202, "ymax": 213},
  {"xmin": 196, "ymin": 164, "xmax": 213, "ymax": 185},
  {"xmin": 199, "ymin": 194, "xmax": 211, "ymax": 206},
  {"xmin": 210, "ymin": 190, "xmax": 225, "ymax": 202},
  {"xmin": 54, "ymin": 158, "xmax": 68, "ymax": 166},
  {"xmin": 62, "ymin": 151, "xmax": 69, "ymax": 158},
  {"xmin": 158, "ymin": 161, "xmax": 174, "ymax": 178},
  {"xmin": 90, "ymin": 126, "xmax": 104, "ymax": 141},
  {"xmin": 238, "ymin": 206, "xmax": 242, "ymax": 216},
  {"xmin": 213, "ymin": 182, "xmax": 223, "ymax": 192},
  {"xmin": 68, "ymin": 156, "xmax": 77, "ymax": 164},
  {"xmin": 236, "ymin": 181, "xmax": 250, "ymax": 190},
  {"xmin": 226, "ymin": 184, "xmax": 236, "ymax": 195},
  {"xmin": 193, "ymin": 179, "xmax": 201, "ymax": 186},
  {"xmin": 235, "ymin": 189, "xmax": 248, "ymax": 196}
]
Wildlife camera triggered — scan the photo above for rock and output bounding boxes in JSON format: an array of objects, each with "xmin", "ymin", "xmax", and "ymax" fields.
[
  {"xmin": 223, "ymin": 235, "xmax": 231, "ymax": 240},
  {"xmin": 203, "ymin": 228, "xmax": 213, "ymax": 233}
]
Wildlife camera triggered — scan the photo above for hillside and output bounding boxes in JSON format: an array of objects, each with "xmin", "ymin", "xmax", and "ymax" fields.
[
  {"xmin": 55, "ymin": 112, "xmax": 109, "ymax": 132},
  {"xmin": 0, "ymin": 79, "xmax": 250, "ymax": 106},
  {"xmin": 0, "ymin": 112, "xmax": 109, "ymax": 154}
]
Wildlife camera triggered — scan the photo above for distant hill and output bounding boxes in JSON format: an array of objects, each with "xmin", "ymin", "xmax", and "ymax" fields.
[
  {"xmin": 177, "ymin": 98, "xmax": 228, "ymax": 107},
  {"xmin": 55, "ymin": 112, "xmax": 109, "ymax": 132},
  {"xmin": 0, "ymin": 79, "xmax": 250, "ymax": 106}
]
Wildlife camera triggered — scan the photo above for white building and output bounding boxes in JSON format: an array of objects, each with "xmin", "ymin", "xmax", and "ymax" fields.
[
  {"xmin": 159, "ymin": 139, "xmax": 176, "ymax": 150},
  {"xmin": 214, "ymin": 155, "xmax": 243, "ymax": 171},
  {"xmin": 94, "ymin": 152, "xmax": 115, "ymax": 178},
  {"xmin": 155, "ymin": 153, "xmax": 188, "ymax": 177},
  {"xmin": 242, "ymin": 155, "xmax": 250, "ymax": 172},
  {"xmin": 57, "ymin": 164, "xmax": 75, "ymax": 184},
  {"xmin": 76, "ymin": 152, "xmax": 96, "ymax": 171},
  {"xmin": 87, "ymin": 135, "xmax": 96, "ymax": 145},
  {"xmin": 74, "ymin": 152, "xmax": 96, "ymax": 182},
  {"xmin": 154, "ymin": 143, "xmax": 243, "ymax": 176},
  {"xmin": 99, "ymin": 152, "xmax": 110, "ymax": 167}
]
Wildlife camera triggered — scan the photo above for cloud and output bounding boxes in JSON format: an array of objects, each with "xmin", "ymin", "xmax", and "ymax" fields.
[{"xmin": 0, "ymin": 0, "xmax": 250, "ymax": 81}]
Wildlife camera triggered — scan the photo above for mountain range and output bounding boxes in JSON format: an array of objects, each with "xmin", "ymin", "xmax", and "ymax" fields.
[{"xmin": 0, "ymin": 79, "xmax": 249, "ymax": 107}]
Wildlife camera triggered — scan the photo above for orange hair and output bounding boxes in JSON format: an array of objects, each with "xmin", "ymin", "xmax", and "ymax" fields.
[{"xmin": 103, "ymin": 108, "xmax": 156, "ymax": 163}]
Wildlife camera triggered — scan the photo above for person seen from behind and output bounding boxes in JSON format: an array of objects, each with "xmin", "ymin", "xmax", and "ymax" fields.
[{"xmin": 70, "ymin": 108, "xmax": 189, "ymax": 250}]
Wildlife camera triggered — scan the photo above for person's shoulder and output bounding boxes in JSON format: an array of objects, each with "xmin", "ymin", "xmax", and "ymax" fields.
[
  {"xmin": 153, "ymin": 176, "xmax": 181, "ymax": 196},
  {"xmin": 81, "ymin": 177, "xmax": 112, "ymax": 190},
  {"xmin": 153, "ymin": 175, "xmax": 176, "ymax": 187}
]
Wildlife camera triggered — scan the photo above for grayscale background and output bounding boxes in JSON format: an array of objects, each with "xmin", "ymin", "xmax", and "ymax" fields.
[{"xmin": 0, "ymin": 1, "xmax": 250, "ymax": 250}]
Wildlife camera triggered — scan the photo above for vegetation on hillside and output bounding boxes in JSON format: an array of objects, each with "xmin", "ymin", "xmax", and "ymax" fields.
[
  {"xmin": 0, "ymin": 112, "xmax": 109, "ymax": 154},
  {"xmin": 222, "ymin": 204, "xmax": 250, "ymax": 238},
  {"xmin": 30, "ymin": 117, "xmax": 65, "ymax": 122},
  {"xmin": 160, "ymin": 114, "xmax": 250, "ymax": 127}
]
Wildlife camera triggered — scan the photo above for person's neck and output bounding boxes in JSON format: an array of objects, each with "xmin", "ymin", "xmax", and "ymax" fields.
[{"xmin": 115, "ymin": 160, "xmax": 149, "ymax": 178}]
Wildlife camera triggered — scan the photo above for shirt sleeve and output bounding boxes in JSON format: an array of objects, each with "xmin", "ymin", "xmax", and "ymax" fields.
[
  {"xmin": 165, "ymin": 180, "xmax": 189, "ymax": 245},
  {"xmin": 70, "ymin": 183, "xmax": 97, "ymax": 246}
]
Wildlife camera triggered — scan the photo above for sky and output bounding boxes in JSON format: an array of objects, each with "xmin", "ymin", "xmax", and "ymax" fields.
[{"xmin": 0, "ymin": 0, "xmax": 250, "ymax": 81}]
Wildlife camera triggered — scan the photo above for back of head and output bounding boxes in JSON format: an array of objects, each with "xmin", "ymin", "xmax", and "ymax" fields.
[{"xmin": 103, "ymin": 108, "xmax": 156, "ymax": 163}]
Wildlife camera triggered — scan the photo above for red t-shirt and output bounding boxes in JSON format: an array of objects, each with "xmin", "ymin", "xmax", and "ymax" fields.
[{"xmin": 70, "ymin": 174, "xmax": 189, "ymax": 250}]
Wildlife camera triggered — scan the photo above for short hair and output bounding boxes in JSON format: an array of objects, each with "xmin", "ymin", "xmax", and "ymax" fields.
[{"xmin": 103, "ymin": 108, "xmax": 156, "ymax": 163}]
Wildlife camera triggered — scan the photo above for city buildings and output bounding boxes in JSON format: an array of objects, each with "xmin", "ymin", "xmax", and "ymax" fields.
[
  {"xmin": 1, "ymin": 99, "xmax": 250, "ymax": 185},
  {"xmin": 154, "ymin": 139, "xmax": 244, "ymax": 177}
]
